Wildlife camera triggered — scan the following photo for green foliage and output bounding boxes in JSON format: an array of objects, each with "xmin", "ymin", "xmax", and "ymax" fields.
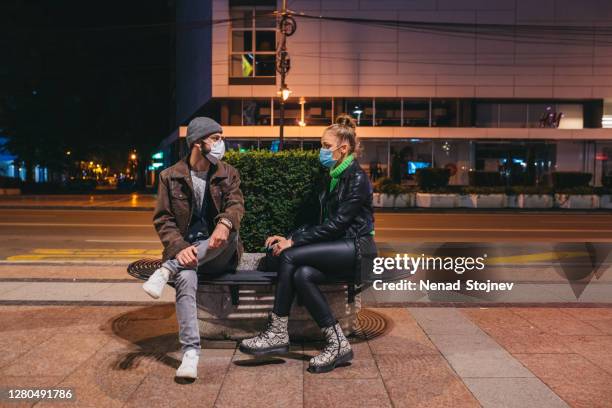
[
  {"xmin": 0, "ymin": 176, "xmax": 20, "ymax": 189},
  {"xmin": 468, "ymin": 171, "xmax": 504, "ymax": 187},
  {"xmin": 224, "ymin": 149, "xmax": 325, "ymax": 252},
  {"xmin": 551, "ymin": 172, "xmax": 592, "ymax": 190},
  {"xmin": 462, "ymin": 186, "xmax": 507, "ymax": 195},
  {"xmin": 415, "ymin": 167, "xmax": 451, "ymax": 191},
  {"xmin": 508, "ymin": 185, "xmax": 553, "ymax": 195},
  {"xmin": 373, "ymin": 177, "xmax": 402, "ymax": 195},
  {"xmin": 554, "ymin": 186, "xmax": 595, "ymax": 195}
]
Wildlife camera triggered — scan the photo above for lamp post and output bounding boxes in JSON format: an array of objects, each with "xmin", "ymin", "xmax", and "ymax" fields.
[{"xmin": 276, "ymin": 0, "xmax": 296, "ymax": 151}]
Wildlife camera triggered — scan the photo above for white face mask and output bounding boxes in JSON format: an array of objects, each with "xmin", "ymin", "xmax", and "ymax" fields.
[{"xmin": 207, "ymin": 139, "xmax": 225, "ymax": 162}]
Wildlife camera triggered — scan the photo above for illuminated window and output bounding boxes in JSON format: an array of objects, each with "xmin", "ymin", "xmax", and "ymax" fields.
[{"xmin": 229, "ymin": 1, "xmax": 276, "ymax": 85}]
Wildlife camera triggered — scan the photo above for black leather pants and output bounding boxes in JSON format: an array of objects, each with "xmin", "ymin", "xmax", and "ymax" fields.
[{"xmin": 272, "ymin": 238, "xmax": 356, "ymax": 328}]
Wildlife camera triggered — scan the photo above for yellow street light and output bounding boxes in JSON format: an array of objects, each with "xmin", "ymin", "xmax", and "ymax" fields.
[{"xmin": 278, "ymin": 85, "xmax": 292, "ymax": 101}]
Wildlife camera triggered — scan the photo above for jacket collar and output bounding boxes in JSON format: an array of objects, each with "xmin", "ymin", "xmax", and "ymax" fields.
[{"xmin": 170, "ymin": 155, "xmax": 229, "ymax": 184}]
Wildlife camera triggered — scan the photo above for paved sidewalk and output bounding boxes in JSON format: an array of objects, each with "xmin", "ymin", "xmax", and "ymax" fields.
[
  {"xmin": 1, "ymin": 297, "xmax": 611, "ymax": 406},
  {"xmin": 0, "ymin": 264, "xmax": 611, "ymax": 407}
]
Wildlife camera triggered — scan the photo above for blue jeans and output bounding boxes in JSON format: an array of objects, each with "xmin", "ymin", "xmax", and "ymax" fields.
[{"xmin": 162, "ymin": 230, "xmax": 238, "ymax": 355}]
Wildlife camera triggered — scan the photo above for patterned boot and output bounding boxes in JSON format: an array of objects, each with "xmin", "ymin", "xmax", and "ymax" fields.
[
  {"xmin": 239, "ymin": 312, "xmax": 290, "ymax": 355},
  {"xmin": 307, "ymin": 322, "xmax": 353, "ymax": 373}
]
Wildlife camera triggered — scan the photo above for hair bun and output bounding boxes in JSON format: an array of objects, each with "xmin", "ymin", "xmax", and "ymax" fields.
[{"xmin": 335, "ymin": 114, "xmax": 356, "ymax": 129}]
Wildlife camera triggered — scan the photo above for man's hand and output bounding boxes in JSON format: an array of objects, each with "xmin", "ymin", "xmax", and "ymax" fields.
[
  {"xmin": 272, "ymin": 237, "xmax": 293, "ymax": 256},
  {"xmin": 265, "ymin": 235, "xmax": 285, "ymax": 248},
  {"xmin": 177, "ymin": 245, "xmax": 198, "ymax": 268},
  {"xmin": 209, "ymin": 223, "xmax": 230, "ymax": 249}
]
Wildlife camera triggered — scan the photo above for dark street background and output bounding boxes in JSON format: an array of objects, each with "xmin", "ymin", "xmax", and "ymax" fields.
[{"xmin": 1, "ymin": 0, "xmax": 175, "ymax": 182}]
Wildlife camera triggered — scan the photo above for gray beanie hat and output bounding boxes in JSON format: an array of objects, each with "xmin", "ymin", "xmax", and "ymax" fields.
[{"xmin": 186, "ymin": 117, "xmax": 222, "ymax": 148}]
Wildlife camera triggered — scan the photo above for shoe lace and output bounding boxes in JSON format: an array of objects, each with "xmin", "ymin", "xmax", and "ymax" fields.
[{"xmin": 253, "ymin": 317, "xmax": 277, "ymax": 341}]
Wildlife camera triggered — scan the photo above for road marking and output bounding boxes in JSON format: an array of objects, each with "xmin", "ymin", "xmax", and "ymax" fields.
[
  {"xmin": 375, "ymin": 250, "xmax": 590, "ymax": 265},
  {"xmin": 0, "ymin": 222, "xmax": 150, "ymax": 227},
  {"xmin": 376, "ymin": 227, "xmax": 612, "ymax": 232},
  {"xmin": 3, "ymin": 248, "xmax": 591, "ymax": 265},
  {"xmin": 5, "ymin": 248, "xmax": 161, "ymax": 261},
  {"xmin": 86, "ymin": 239, "xmax": 160, "ymax": 243}
]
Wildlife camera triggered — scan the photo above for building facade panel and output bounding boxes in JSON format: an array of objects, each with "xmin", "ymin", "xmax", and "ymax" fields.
[{"xmin": 171, "ymin": 0, "xmax": 612, "ymax": 188}]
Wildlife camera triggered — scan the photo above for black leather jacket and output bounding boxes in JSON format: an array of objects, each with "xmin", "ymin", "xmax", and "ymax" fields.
[{"xmin": 290, "ymin": 159, "xmax": 375, "ymax": 247}]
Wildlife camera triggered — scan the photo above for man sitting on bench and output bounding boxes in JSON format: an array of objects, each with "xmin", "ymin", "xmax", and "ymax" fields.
[{"xmin": 142, "ymin": 117, "xmax": 245, "ymax": 379}]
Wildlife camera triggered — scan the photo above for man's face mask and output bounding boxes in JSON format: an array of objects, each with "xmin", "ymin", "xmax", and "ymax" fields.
[
  {"xmin": 197, "ymin": 134, "xmax": 225, "ymax": 161},
  {"xmin": 208, "ymin": 139, "xmax": 226, "ymax": 161}
]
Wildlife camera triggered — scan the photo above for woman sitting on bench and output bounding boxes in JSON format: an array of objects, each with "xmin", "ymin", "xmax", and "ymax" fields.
[{"xmin": 240, "ymin": 114, "xmax": 377, "ymax": 373}]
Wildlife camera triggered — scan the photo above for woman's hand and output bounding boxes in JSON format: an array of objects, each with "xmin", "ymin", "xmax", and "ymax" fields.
[
  {"xmin": 272, "ymin": 238, "xmax": 293, "ymax": 256},
  {"xmin": 265, "ymin": 235, "xmax": 285, "ymax": 248}
]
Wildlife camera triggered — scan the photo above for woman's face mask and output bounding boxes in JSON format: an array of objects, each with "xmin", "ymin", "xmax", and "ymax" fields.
[{"xmin": 319, "ymin": 145, "xmax": 339, "ymax": 168}]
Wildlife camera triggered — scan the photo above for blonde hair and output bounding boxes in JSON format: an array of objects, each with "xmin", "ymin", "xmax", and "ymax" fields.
[{"xmin": 324, "ymin": 114, "xmax": 362, "ymax": 157}]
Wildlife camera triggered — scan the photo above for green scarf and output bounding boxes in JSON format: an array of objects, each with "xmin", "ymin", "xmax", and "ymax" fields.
[{"xmin": 329, "ymin": 154, "xmax": 354, "ymax": 192}]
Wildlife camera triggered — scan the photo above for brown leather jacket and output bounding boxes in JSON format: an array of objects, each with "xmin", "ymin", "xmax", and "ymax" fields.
[{"xmin": 152, "ymin": 155, "xmax": 245, "ymax": 263}]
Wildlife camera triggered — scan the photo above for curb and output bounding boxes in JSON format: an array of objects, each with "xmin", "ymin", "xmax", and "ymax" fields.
[
  {"xmin": 374, "ymin": 207, "xmax": 612, "ymax": 214},
  {"xmin": 0, "ymin": 205, "xmax": 154, "ymax": 211},
  {"xmin": 0, "ymin": 260, "xmax": 137, "ymax": 266}
]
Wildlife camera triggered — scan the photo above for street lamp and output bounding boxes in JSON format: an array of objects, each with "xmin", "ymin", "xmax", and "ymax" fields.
[
  {"xmin": 276, "ymin": 0, "xmax": 296, "ymax": 151},
  {"xmin": 278, "ymin": 85, "xmax": 292, "ymax": 102}
]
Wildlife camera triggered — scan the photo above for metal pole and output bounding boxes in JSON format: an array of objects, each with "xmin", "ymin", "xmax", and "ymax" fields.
[
  {"xmin": 278, "ymin": 1, "xmax": 287, "ymax": 150},
  {"xmin": 276, "ymin": 0, "xmax": 295, "ymax": 151},
  {"xmin": 280, "ymin": 83, "xmax": 285, "ymax": 150}
]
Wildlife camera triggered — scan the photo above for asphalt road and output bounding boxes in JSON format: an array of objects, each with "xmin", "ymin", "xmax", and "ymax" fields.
[{"xmin": 0, "ymin": 208, "xmax": 611, "ymax": 261}]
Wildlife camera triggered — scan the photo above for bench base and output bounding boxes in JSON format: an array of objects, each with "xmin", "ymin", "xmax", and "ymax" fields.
[{"xmin": 195, "ymin": 283, "xmax": 360, "ymax": 340}]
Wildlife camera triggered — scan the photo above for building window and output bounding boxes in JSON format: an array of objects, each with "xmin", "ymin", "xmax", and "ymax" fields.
[
  {"xmin": 335, "ymin": 98, "xmax": 373, "ymax": 126},
  {"xmin": 474, "ymin": 141, "xmax": 556, "ymax": 185},
  {"xmin": 272, "ymin": 97, "xmax": 333, "ymax": 126},
  {"xmin": 403, "ymin": 99, "xmax": 430, "ymax": 126},
  {"xmin": 302, "ymin": 98, "xmax": 333, "ymax": 126},
  {"xmin": 432, "ymin": 99, "xmax": 459, "ymax": 127},
  {"xmin": 242, "ymin": 99, "xmax": 272, "ymax": 125},
  {"xmin": 229, "ymin": 2, "xmax": 276, "ymax": 85},
  {"xmin": 374, "ymin": 99, "xmax": 401, "ymax": 126}
]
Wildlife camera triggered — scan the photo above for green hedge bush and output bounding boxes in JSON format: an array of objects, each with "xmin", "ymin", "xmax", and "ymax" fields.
[
  {"xmin": 468, "ymin": 171, "xmax": 504, "ymax": 187},
  {"xmin": 224, "ymin": 150, "xmax": 325, "ymax": 252},
  {"xmin": 551, "ymin": 171, "xmax": 592, "ymax": 190}
]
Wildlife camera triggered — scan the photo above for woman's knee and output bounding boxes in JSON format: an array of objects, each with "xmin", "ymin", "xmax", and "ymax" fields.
[
  {"xmin": 293, "ymin": 266, "xmax": 320, "ymax": 287},
  {"xmin": 279, "ymin": 247, "xmax": 297, "ymax": 265}
]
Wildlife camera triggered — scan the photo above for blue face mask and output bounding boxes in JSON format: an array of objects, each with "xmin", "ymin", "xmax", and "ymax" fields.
[{"xmin": 319, "ymin": 148, "xmax": 337, "ymax": 168}]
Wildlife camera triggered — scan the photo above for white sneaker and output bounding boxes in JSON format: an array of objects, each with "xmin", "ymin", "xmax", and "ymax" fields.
[
  {"xmin": 176, "ymin": 349, "xmax": 199, "ymax": 379},
  {"xmin": 142, "ymin": 267, "xmax": 171, "ymax": 299}
]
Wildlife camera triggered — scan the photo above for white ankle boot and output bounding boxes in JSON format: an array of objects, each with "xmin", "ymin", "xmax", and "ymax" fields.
[
  {"xmin": 176, "ymin": 349, "xmax": 199, "ymax": 379},
  {"xmin": 142, "ymin": 266, "xmax": 171, "ymax": 299}
]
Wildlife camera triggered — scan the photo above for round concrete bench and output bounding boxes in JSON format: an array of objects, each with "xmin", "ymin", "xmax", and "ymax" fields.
[{"xmin": 128, "ymin": 253, "xmax": 361, "ymax": 341}]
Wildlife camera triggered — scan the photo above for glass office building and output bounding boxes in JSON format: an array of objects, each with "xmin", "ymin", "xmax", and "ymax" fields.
[{"xmin": 164, "ymin": 0, "xmax": 612, "ymax": 187}]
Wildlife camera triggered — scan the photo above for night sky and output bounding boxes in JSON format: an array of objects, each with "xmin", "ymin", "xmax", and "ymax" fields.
[{"xmin": 1, "ymin": 0, "xmax": 176, "ymax": 178}]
